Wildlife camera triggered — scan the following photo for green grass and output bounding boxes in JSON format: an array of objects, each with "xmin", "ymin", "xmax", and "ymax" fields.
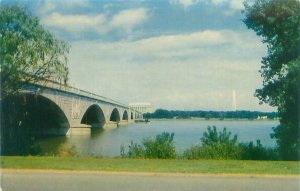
[{"xmin": 1, "ymin": 156, "xmax": 300, "ymax": 175}]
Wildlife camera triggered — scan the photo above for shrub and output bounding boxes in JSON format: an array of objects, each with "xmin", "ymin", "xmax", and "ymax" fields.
[
  {"xmin": 58, "ymin": 143, "xmax": 78, "ymax": 157},
  {"xmin": 239, "ymin": 140, "xmax": 278, "ymax": 160},
  {"xmin": 121, "ymin": 132, "xmax": 176, "ymax": 159},
  {"xmin": 182, "ymin": 145, "xmax": 202, "ymax": 159},
  {"xmin": 183, "ymin": 126, "xmax": 241, "ymax": 159},
  {"xmin": 123, "ymin": 141, "xmax": 145, "ymax": 158}
]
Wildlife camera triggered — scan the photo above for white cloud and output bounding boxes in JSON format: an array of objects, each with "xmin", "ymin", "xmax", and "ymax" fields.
[
  {"xmin": 67, "ymin": 29, "xmax": 274, "ymax": 111},
  {"xmin": 211, "ymin": 0, "xmax": 226, "ymax": 5},
  {"xmin": 170, "ymin": 0, "xmax": 244, "ymax": 10},
  {"xmin": 109, "ymin": 8, "xmax": 149, "ymax": 33},
  {"xmin": 210, "ymin": 0, "xmax": 244, "ymax": 16},
  {"xmin": 41, "ymin": 8, "xmax": 149, "ymax": 36},
  {"xmin": 169, "ymin": 0, "xmax": 244, "ymax": 16},
  {"xmin": 229, "ymin": 0, "xmax": 244, "ymax": 10},
  {"xmin": 211, "ymin": 0, "xmax": 244, "ymax": 10},
  {"xmin": 38, "ymin": 0, "xmax": 91, "ymax": 15},
  {"xmin": 122, "ymin": 30, "xmax": 263, "ymax": 62},
  {"xmin": 40, "ymin": 0, "xmax": 56, "ymax": 14},
  {"xmin": 43, "ymin": 13, "xmax": 106, "ymax": 34},
  {"xmin": 169, "ymin": 0, "xmax": 200, "ymax": 8}
]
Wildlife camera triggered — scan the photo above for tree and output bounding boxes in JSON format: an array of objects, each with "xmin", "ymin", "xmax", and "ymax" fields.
[
  {"xmin": 243, "ymin": 0, "xmax": 300, "ymax": 160},
  {"xmin": 0, "ymin": 4, "xmax": 70, "ymax": 155},
  {"xmin": 0, "ymin": 4, "xmax": 69, "ymax": 99}
]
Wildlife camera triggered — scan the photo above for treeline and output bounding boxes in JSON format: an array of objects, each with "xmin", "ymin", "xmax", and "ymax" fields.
[{"xmin": 144, "ymin": 109, "xmax": 278, "ymax": 120}]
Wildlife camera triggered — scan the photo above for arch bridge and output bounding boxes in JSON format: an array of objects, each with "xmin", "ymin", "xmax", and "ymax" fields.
[{"xmin": 18, "ymin": 82, "xmax": 143, "ymax": 136}]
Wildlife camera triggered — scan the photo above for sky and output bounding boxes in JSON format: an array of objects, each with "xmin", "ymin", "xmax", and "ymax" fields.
[{"xmin": 4, "ymin": 0, "xmax": 276, "ymax": 111}]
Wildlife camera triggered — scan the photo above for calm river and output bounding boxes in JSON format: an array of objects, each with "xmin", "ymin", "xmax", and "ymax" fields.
[{"xmin": 39, "ymin": 119, "xmax": 279, "ymax": 157}]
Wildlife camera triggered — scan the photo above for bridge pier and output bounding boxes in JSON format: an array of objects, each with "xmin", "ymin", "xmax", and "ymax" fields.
[
  {"xmin": 66, "ymin": 120, "xmax": 134, "ymax": 136},
  {"xmin": 119, "ymin": 120, "xmax": 131, "ymax": 126},
  {"xmin": 67, "ymin": 128, "xmax": 91, "ymax": 136},
  {"xmin": 103, "ymin": 122, "xmax": 118, "ymax": 129},
  {"xmin": 67, "ymin": 124, "xmax": 91, "ymax": 136}
]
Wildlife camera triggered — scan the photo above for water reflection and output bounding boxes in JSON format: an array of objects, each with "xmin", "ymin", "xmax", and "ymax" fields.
[
  {"xmin": 37, "ymin": 136, "xmax": 67, "ymax": 155},
  {"xmin": 90, "ymin": 128, "xmax": 105, "ymax": 139}
]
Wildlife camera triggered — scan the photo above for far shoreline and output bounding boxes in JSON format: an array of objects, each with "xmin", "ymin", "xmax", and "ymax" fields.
[{"xmin": 147, "ymin": 117, "xmax": 279, "ymax": 122}]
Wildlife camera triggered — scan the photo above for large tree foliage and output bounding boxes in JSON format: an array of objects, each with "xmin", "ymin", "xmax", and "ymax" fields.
[
  {"xmin": 1, "ymin": 5, "xmax": 70, "ymax": 155},
  {"xmin": 0, "ymin": 5, "xmax": 69, "ymax": 99},
  {"xmin": 243, "ymin": 0, "xmax": 300, "ymax": 160}
]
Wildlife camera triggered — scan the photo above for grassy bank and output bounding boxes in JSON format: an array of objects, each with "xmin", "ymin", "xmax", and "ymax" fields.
[{"xmin": 1, "ymin": 156, "xmax": 299, "ymax": 175}]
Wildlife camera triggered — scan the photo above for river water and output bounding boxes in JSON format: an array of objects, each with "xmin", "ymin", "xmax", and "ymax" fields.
[{"xmin": 39, "ymin": 119, "xmax": 279, "ymax": 157}]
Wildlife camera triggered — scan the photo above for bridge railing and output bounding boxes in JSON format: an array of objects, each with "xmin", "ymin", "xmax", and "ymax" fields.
[
  {"xmin": 27, "ymin": 79, "xmax": 130, "ymax": 109},
  {"xmin": 23, "ymin": 78, "xmax": 143, "ymax": 115}
]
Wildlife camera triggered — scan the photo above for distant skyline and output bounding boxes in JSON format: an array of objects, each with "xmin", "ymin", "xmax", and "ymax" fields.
[{"xmin": 4, "ymin": 0, "xmax": 276, "ymax": 111}]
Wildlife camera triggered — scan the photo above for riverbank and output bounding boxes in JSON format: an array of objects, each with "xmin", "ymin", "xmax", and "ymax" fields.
[{"xmin": 1, "ymin": 156, "xmax": 299, "ymax": 175}]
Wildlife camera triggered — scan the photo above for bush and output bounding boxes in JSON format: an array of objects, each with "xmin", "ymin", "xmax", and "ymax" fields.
[
  {"xmin": 121, "ymin": 132, "xmax": 176, "ymax": 159},
  {"xmin": 182, "ymin": 145, "xmax": 202, "ymax": 159},
  {"xmin": 121, "ymin": 141, "xmax": 145, "ymax": 158},
  {"xmin": 121, "ymin": 126, "xmax": 279, "ymax": 161},
  {"xmin": 239, "ymin": 140, "xmax": 278, "ymax": 160},
  {"xmin": 183, "ymin": 126, "xmax": 279, "ymax": 160},
  {"xmin": 58, "ymin": 143, "xmax": 78, "ymax": 157},
  {"xmin": 183, "ymin": 126, "xmax": 241, "ymax": 159}
]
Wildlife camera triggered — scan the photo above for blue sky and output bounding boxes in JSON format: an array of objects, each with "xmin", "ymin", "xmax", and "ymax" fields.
[{"xmin": 4, "ymin": 0, "xmax": 276, "ymax": 111}]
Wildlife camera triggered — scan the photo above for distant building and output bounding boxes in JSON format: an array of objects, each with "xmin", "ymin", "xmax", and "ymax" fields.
[
  {"xmin": 257, "ymin": 116, "xmax": 268, "ymax": 120},
  {"xmin": 129, "ymin": 102, "xmax": 154, "ymax": 114}
]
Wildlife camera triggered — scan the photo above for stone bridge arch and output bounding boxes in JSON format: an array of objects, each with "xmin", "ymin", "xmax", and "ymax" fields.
[
  {"xmin": 130, "ymin": 111, "xmax": 134, "ymax": 120},
  {"xmin": 80, "ymin": 104, "xmax": 105, "ymax": 128},
  {"xmin": 122, "ymin": 110, "xmax": 128, "ymax": 121},
  {"xmin": 110, "ymin": 108, "xmax": 121, "ymax": 123},
  {"xmin": 2, "ymin": 93, "xmax": 70, "ymax": 136}
]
